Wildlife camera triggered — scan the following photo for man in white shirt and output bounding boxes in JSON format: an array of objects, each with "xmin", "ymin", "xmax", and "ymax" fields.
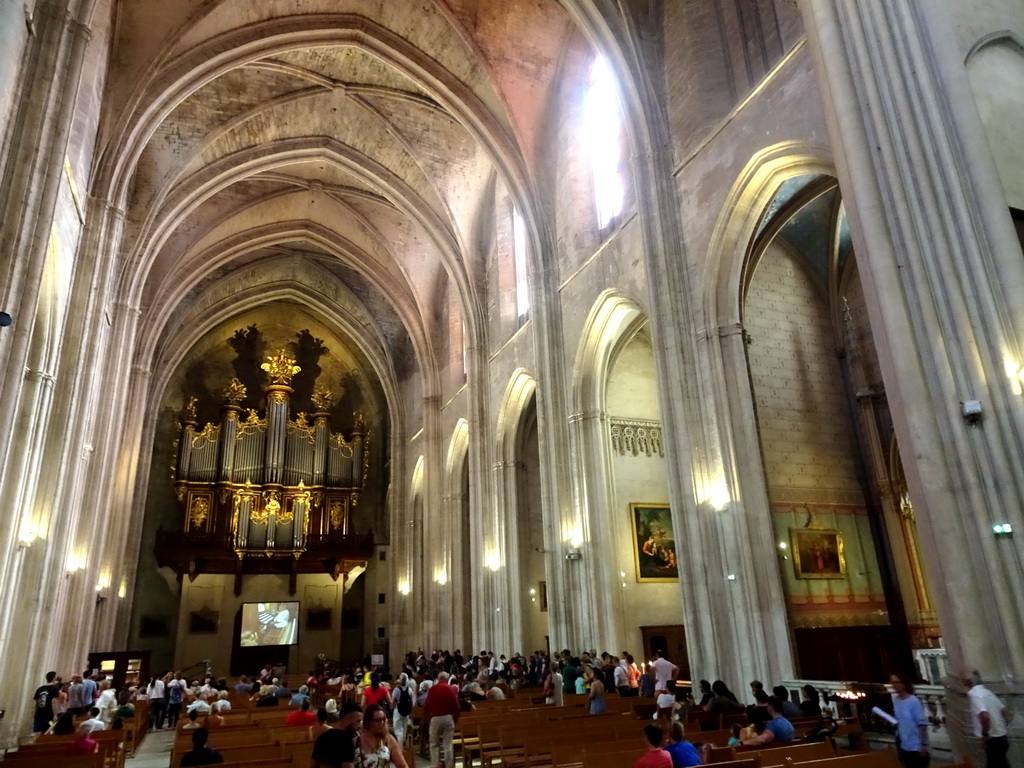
[
  {"xmin": 964, "ymin": 669, "xmax": 1011, "ymax": 768},
  {"xmin": 649, "ymin": 649, "xmax": 677, "ymax": 696},
  {"xmin": 82, "ymin": 707, "xmax": 106, "ymax": 733}
]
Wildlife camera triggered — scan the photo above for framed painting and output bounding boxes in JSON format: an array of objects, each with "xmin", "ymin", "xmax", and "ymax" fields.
[
  {"xmin": 791, "ymin": 528, "xmax": 847, "ymax": 579},
  {"xmin": 630, "ymin": 503, "xmax": 679, "ymax": 582}
]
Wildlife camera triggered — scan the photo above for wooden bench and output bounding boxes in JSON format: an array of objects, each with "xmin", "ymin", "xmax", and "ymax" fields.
[
  {"xmin": 754, "ymin": 741, "xmax": 835, "ymax": 766},
  {"xmin": 1, "ymin": 755, "xmax": 104, "ymax": 768},
  {"xmin": 782, "ymin": 751, "xmax": 901, "ymax": 768}
]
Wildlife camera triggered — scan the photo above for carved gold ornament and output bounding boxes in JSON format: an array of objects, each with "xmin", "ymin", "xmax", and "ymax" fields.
[
  {"xmin": 311, "ymin": 385, "xmax": 333, "ymax": 411},
  {"xmin": 223, "ymin": 378, "xmax": 247, "ymax": 403},
  {"xmin": 190, "ymin": 497, "xmax": 210, "ymax": 527},
  {"xmin": 261, "ymin": 349, "xmax": 301, "ymax": 385},
  {"xmin": 250, "ymin": 504, "xmax": 270, "ymax": 526},
  {"xmin": 183, "ymin": 396, "xmax": 198, "ymax": 421},
  {"xmin": 244, "ymin": 409, "xmax": 260, "ymax": 424},
  {"xmin": 329, "ymin": 500, "xmax": 343, "ymax": 531},
  {"xmin": 268, "ymin": 390, "xmax": 287, "ymax": 405},
  {"xmin": 295, "ymin": 412, "xmax": 310, "ymax": 428}
]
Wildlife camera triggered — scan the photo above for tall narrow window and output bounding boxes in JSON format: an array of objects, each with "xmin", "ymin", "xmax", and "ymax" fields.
[
  {"xmin": 461, "ymin": 320, "xmax": 468, "ymax": 383},
  {"xmin": 584, "ymin": 56, "xmax": 625, "ymax": 230},
  {"xmin": 513, "ymin": 207, "xmax": 530, "ymax": 318}
]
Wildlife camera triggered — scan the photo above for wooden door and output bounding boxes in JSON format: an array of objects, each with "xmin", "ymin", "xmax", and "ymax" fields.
[{"xmin": 640, "ymin": 625, "xmax": 690, "ymax": 680}]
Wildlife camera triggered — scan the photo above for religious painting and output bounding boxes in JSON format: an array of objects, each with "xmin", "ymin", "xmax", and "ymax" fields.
[
  {"xmin": 791, "ymin": 528, "xmax": 847, "ymax": 579},
  {"xmin": 630, "ymin": 503, "xmax": 679, "ymax": 582}
]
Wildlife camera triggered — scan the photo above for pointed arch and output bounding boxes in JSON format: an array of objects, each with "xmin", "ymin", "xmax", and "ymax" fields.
[
  {"xmin": 572, "ymin": 289, "xmax": 647, "ymax": 415},
  {"xmin": 495, "ymin": 368, "xmax": 538, "ymax": 461},
  {"xmin": 704, "ymin": 141, "xmax": 837, "ymax": 328}
]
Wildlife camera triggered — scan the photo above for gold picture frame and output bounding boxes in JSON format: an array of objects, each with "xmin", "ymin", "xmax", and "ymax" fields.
[
  {"xmin": 791, "ymin": 528, "xmax": 847, "ymax": 579},
  {"xmin": 630, "ymin": 503, "xmax": 679, "ymax": 582}
]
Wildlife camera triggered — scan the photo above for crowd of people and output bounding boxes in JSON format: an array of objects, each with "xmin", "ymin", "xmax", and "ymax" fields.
[{"xmin": 29, "ymin": 650, "xmax": 1014, "ymax": 768}]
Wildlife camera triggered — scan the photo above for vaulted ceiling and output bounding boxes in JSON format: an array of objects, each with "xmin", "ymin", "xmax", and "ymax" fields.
[{"xmin": 93, "ymin": 0, "xmax": 579, "ymax": 399}]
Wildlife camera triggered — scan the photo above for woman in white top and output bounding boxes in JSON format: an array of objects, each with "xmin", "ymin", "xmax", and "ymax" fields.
[{"xmin": 147, "ymin": 676, "xmax": 166, "ymax": 730}]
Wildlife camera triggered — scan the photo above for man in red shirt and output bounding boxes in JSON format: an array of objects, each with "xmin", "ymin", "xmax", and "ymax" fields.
[
  {"xmin": 285, "ymin": 698, "xmax": 317, "ymax": 726},
  {"xmin": 423, "ymin": 671, "xmax": 461, "ymax": 767},
  {"xmin": 635, "ymin": 724, "xmax": 672, "ymax": 768}
]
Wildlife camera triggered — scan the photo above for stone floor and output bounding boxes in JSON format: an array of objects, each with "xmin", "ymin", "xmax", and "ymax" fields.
[{"xmin": 126, "ymin": 728, "xmax": 175, "ymax": 768}]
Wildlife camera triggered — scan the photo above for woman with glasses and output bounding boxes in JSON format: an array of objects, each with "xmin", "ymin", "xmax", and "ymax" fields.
[{"xmin": 356, "ymin": 704, "xmax": 409, "ymax": 768}]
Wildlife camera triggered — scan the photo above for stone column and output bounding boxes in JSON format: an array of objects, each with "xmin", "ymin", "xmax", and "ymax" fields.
[
  {"xmin": 567, "ymin": 408, "xmax": 622, "ymax": 652},
  {"xmin": 560, "ymin": 1, "xmax": 797, "ymax": 687},
  {"xmin": 0, "ymin": 0, "xmax": 92, "ymax": 500},
  {"xmin": 802, "ymin": 0, "xmax": 1024, "ymax": 680}
]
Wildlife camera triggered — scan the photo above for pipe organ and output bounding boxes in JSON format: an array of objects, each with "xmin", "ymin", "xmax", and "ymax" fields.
[{"xmin": 157, "ymin": 350, "xmax": 374, "ymax": 593}]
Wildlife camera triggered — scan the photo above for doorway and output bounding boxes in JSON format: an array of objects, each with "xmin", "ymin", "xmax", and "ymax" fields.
[{"xmin": 640, "ymin": 624, "xmax": 690, "ymax": 680}]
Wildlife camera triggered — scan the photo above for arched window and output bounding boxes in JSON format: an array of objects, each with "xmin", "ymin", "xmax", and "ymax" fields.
[
  {"xmin": 584, "ymin": 56, "xmax": 625, "ymax": 230},
  {"xmin": 512, "ymin": 206, "xmax": 530, "ymax": 318}
]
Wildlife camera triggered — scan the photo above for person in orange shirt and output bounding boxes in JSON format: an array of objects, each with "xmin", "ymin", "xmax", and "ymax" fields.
[
  {"xmin": 285, "ymin": 698, "xmax": 317, "ymax": 727},
  {"xmin": 635, "ymin": 724, "xmax": 672, "ymax": 768}
]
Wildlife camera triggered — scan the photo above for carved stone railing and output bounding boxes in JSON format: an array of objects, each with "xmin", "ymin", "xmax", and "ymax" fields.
[
  {"xmin": 609, "ymin": 418, "xmax": 664, "ymax": 457},
  {"xmin": 781, "ymin": 678, "xmax": 952, "ymax": 750}
]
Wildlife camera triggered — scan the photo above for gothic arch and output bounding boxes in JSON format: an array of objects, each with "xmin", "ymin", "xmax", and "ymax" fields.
[
  {"xmin": 572, "ymin": 289, "xmax": 647, "ymax": 416},
  {"xmin": 704, "ymin": 141, "xmax": 837, "ymax": 327},
  {"xmin": 569, "ymin": 290, "xmax": 656, "ymax": 652}
]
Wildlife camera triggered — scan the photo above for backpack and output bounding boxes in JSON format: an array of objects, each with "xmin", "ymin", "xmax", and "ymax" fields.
[{"xmin": 397, "ymin": 686, "xmax": 413, "ymax": 716}]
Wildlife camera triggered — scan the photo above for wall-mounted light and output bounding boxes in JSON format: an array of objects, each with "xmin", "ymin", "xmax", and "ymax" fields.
[
  {"xmin": 397, "ymin": 581, "xmax": 410, "ymax": 596},
  {"xmin": 529, "ymin": 588, "xmax": 536, "ymax": 595},
  {"xmin": 993, "ymin": 523, "xmax": 1014, "ymax": 539},
  {"xmin": 726, "ymin": 573, "xmax": 737, "ymax": 581},
  {"xmin": 1004, "ymin": 356, "xmax": 1024, "ymax": 396},
  {"xmin": 960, "ymin": 399, "xmax": 983, "ymax": 426},
  {"xmin": 484, "ymin": 551, "xmax": 502, "ymax": 571}
]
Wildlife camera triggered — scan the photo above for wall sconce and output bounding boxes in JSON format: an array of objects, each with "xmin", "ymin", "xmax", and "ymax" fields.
[
  {"xmin": 993, "ymin": 523, "xmax": 1014, "ymax": 539},
  {"xmin": 564, "ymin": 550, "xmax": 582, "ymax": 561},
  {"xmin": 397, "ymin": 581, "xmax": 410, "ymax": 596},
  {"xmin": 960, "ymin": 399, "xmax": 983, "ymax": 426},
  {"xmin": 95, "ymin": 594, "xmax": 107, "ymax": 606}
]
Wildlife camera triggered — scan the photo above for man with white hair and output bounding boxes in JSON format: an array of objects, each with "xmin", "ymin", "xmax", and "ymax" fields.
[
  {"xmin": 424, "ymin": 671, "xmax": 460, "ymax": 768},
  {"xmin": 963, "ymin": 668, "xmax": 1012, "ymax": 768}
]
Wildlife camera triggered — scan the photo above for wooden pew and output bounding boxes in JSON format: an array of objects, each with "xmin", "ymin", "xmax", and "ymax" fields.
[
  {"xmin": 754, "ymin": 741, "xmax": 834, "ymax": 766},
  {"xmin": 1, "ymin": 755, "xmax": 104, "ymax": 768},
  {"xmin": 782, "ymin": 751, "xmax": 901, "ymax": 768},
  {"xmin": 582, "ymin": 746, "xmax": 649, "ymax": 768}
]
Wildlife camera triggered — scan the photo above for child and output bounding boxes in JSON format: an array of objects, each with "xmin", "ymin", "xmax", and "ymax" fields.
[{"xmin": 728, "ymin": 723, "xmax": 743, "ymax": 747}]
